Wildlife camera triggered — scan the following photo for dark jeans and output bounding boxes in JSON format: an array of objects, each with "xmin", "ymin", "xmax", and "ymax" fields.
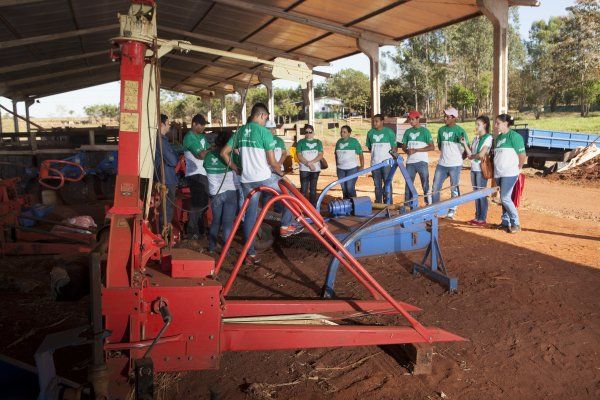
[
  {"xmin": 337, "ymin": 167, "xmax": 359, "ymax": 199},
  {"xmin": 208, "ymin": 190, "xmax": 237, "ymax": 252},
  {"xmin": 405, "ymin": 162, "xmax": 430, "ymax": 208},
  {"xmin": 300, "ymin": 171, "xmax": 320, "ymax": 205},
  {"xmin": 470, "ymin": 171, "xmax": 489, "ymax": 221},
  {"xmin": 371, "ymin": 165, "xmax": 392, "ymax": 203},
  {"xmin": 186, "ymin": 174, "xmax": 209, "ymax": 236}
]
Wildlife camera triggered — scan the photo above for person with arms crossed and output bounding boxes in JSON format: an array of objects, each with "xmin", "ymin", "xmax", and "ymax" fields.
[
  {"xmin": 365, "ymin": 114, "xmax": 397, "ymax": 203},
  {"xmin": 335, "ymin": 125, "xmax": 364, "ymax": 199}
]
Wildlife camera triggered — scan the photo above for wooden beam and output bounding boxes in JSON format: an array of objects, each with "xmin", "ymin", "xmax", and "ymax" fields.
[
  {"xmin": 509, "ymin": 0, "xmax": 540, "ymax": 6},
  {"xmin": 0, "ymin": 50, "xmax": 107, "ymax": 74},
  {"xmin": 4, "ymin": 64, "xmax": 116, "ymax": 87},
  {"xmin": 0, "ymin": 24, "xmax": 118, "ymax": 49},
  {"xmin": 161, "ymin": 66, "xmax": 255, "ymax": 87},
  {"xmin": 162, "ymin": 78, "xmax": 234, "ymax": 94},
  {"xmin": 210, "ymin": 0, "xmax": 399, "ymax": 46},
  {"xmin": 0, "ymin": 0, "xmax": 46, "ymax": 6},
  {"xmin": 158, "ymin": 26, "xmax": 329, "ymax": 67},
  {"xmin": 9, "ymin": 72, "xmax": 119, "ymax": 100}
]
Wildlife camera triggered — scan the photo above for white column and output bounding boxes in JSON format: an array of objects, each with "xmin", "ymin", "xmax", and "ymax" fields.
[
  {"xmin": 12, "ymin": 99, "xmax": 19, "ymax": 133},
  {"xmin": 220, "ymin": 93, "xmax": 227, "ymax": 127},
  {"xmin": 235, "ymin": 86, "xmax": 247, "ymax": 124},
  {"xmin": 478, "ymin": 0, "xmax": 509, "ymax": 116},
  {"xmin": 357, "ymin": 38, "xmax": 381, "ymax": 116},
  {"xmin": 259, "ymin": 75, "xmax": 275, "ymax": 120},
  {"xmin": 301, "ymin": 79, "xmax": 315, "ymax": 126},
  {"xmin": 25, "ymin": 98, "xmax": 36, "ymax": 151}
]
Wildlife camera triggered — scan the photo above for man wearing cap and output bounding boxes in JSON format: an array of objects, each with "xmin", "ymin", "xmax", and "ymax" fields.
[
  {"xmin": 365, "ymin": 114, "xmax": 397, "ymax": 203},
  {"xmin": 182, "ymin": 114, "xmax": 211, "ymax": 239},
  {"xmin": 401, "ymin": 111, "xmax": 434, "ymax": 209},
  {"xmin": 431, "ymin": 107, "xmax": 469, "ymax": 219}
]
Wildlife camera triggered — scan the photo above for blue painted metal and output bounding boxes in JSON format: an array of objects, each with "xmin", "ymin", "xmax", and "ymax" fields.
[
  {"xmin": 328, "ymin": 196, "xmax": 373, "ymax": 217},
  {"xmin": 516, "ymin": 128, "xmax": 599, "ymax": 150},
  {"xmin": 328, "ymin": 198, "xmax": 353, "ymax": 216},
  {"xmin": 322, "ymin": 188, "xmax": 496, "ymax": 296},
  {"xmin": 352, "ymin": 196, "xmax": 372, "ymax": 217}
]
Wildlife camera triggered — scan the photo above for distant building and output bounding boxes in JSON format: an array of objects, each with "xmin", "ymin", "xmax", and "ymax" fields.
[{"xmin": 297, "ymin": 96, "xmax": 344, "ymax": 119}]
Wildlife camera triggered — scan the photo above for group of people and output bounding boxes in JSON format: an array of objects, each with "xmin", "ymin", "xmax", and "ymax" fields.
[{"xmin": 155, "ymin": 103, "xmax": 526, "ymax": 266}]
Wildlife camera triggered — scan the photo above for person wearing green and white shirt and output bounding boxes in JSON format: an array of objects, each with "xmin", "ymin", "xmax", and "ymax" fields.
[
  {"xmin": 365, "ymin": 114, "xmax": 397, "ymax": 203},
  {"xmin": 182, "ymin": 114, "xmax": 211, "ymax": 239},
  {"xmin": 266, "ymin": 120, "xmax": 287, "ymax": 172},
  {"xmin": 204, "ymin": 131, "xmax": 237, "ymax": 254},
  {"xmin": 335, "ymin": 125, "xmax": 364, "ymax": 199},
  {"xmin": 462, "ymin": 116, "xmax": 493, "ymax": 226},
  {"xmin": 401, "ymin": 110, "xmax": 434, "ymax": 209},
  {"xmin": 492, "ymin": 114, "xmax": 526, "ymax": 234},
  {"xmin": 431, "ymin": 107, "xmax": 470, "ymax": 219},
  {"xmin": 297, "ymin": 124, "xmax": 324, "ymax": 205},
  {"xmin": 220, "ymin": 103, "xmax": 302, "ymax": 264}
]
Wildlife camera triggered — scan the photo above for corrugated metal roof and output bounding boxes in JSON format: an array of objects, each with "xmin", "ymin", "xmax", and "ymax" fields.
[{"xmin": 0, "ymin": 0, "xmax": 497, "ymax": 100}]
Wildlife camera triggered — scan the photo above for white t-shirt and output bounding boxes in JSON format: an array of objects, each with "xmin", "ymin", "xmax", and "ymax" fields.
[{"xmin": 228, "ymin": 122, "xmax": 276, "ymax": 183}]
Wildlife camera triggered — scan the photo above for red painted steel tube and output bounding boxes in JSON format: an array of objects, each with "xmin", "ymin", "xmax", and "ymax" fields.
[
  {"xmin": 221, "ymin": 193, "xmax": 381, "ymax": 299},
  {"xmin": 221, "ymin": 324, "xmax": 465, "ymax": 352},
  {"xmin": 278, "ymin": 177, "xmax": 324, "ymax": 225},
  {"xmin": 222, "ymin": 299, "xmax": 420, "ymax": 318}
]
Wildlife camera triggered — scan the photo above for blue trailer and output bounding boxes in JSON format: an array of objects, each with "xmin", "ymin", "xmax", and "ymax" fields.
[{"xmin": 515, "ymin": 126, "xmax": 600, "ymax": 169}]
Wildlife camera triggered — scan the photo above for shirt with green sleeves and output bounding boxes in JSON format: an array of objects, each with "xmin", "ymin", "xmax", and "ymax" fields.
[
  {"xmin": 182, "ymin": 130, "xmax": 209, "ymax": 176},
  {"xmin": 437, "ymin": 124, "xmax": 469, "ymax": 167},
  {"xmin": 227, "ymin": 122, "xmax": 275, "ymax": 183},
  {"xmin": 366, "ymin": 127, "xmax": 396, "ymax": 165},
  {"xmin": 493, "ymin": 130, "xmax": 526, "ymax": 178},
  {"xmin": 402, "ymin": 126, "xmax": 433, "ymax": 164},
  {"xmin": 470, "ymin": 133, "xmax": 493, "ymax": 172},
  {"xmin": 297, "ymin": 138, "xmax": 324, "ymax": 172},
  {"xmin": 271, "ymin": 135, "xmax": 286, "ymax": 171},
  {"xmin": 203, "ymin": 151, "xmax": 236, "ymax": 196},
  {"xmin": 335, "ymin": 137, "xmax": 363, "ymax": 170}
]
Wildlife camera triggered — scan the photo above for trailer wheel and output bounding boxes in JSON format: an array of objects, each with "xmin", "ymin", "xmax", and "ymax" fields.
[{"xmin": 528, "ymin": 157, "xmax": 546, "ymax": 170}]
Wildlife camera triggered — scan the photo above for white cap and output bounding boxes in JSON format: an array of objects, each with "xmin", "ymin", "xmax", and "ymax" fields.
[
  {"xmin": 444, "ymin": 107, "xmax": 459, "ymax": 118},
  {"xmin": 265, "ymin": 120, "xmax": 276, "ymax": 129}
]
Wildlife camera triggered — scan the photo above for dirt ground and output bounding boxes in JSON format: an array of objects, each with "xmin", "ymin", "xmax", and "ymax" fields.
[{"xmin": 0, "ymin": 149, "xmax": 599, "ymax": 399}]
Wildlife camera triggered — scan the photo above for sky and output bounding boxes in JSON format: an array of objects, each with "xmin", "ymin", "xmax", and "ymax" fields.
[{"xmin": 1, "ymin": 0, "xmax": 575, "ymax": 118}]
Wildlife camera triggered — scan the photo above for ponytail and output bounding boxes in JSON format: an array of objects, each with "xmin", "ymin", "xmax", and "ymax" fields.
[{"xmin": 496, "ymin": 113, "xmax": 515, "ymax": 127}]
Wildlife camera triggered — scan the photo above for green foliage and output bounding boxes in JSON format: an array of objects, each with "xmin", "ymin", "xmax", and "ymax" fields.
[
  {"xmin": 326, "ymin": 69, "xmax": 370, "ymax": 113},
  {"xmin": 448, "ymin": 84, "xmax": 476, "ymax": 120},
  {"xmin": 83, "ymin": 104, "xmax": 119, "ymax": 120},
  {"xmin": 276, "ymin": 98, "xmax": 300, "ymax": 122},
  {"xmin": 381, "ymin": 78, "xmax": 411, "ymax": 117}
]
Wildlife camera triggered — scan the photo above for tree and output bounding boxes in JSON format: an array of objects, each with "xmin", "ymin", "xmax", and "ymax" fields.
[
  {"xmin": 381, "ymin": 78, "xmax": 412, "ymax": 117},
  {"xmin": 448, "ymin": 84, "xmax": 475, "ymax": 120},
  {"xmin": 326, "ymin": 69, "xmax": 370, "ymax": 114},
  {"xmin": 275, "ymin": 98, "xmax": 300, "ymax": 123}
]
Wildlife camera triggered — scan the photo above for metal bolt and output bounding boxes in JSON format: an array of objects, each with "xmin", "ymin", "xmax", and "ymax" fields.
[
  {"xmin": 189, "ymin": 335, "xmax": 194, "ymax": 340},
  {"xmin": 209, "ymin": 335, "xmax": 214, "ymax": 340},
  {"xmin": 188, "ymin": 356, "xmax": 193, "ymax": 361},
  {"xmin": 198, "ymin": 310, "xmax": 203, "ymax": 315},
  {"xmin": 164, "ymin": 357, "xmax": 169, "ymax": 362},
  {"xmin": 211, "ymin": 355, "xmax": 216, "ymax": 359}
]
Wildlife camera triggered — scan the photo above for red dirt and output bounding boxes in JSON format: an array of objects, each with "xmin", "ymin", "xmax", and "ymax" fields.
[
  {"xmin": 544, "ymin": 157, "xmax": 600, "ymax": 184},
  {"xmin": 1, "ymin": 150, "xmax": 599, "ymax": 399}
]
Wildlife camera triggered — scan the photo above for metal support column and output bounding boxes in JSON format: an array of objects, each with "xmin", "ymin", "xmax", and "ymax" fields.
[
  {"xmin": 301, "ymin": 78, "xmax": 314, "ymax": 126},
  {"xmin": 220, "ymin": 93, "xmax": 227, "ymax": 127},
  {"xmin": 357, "ymin": 38, "xmax": 380, "ymax": 116},
  {"xmin": 259, "ymin": 75, "xmax": 275, "ymax": 121},
  {"xmin": 478, "ymin": 0, "xmax": 509, "ymax": 116},
  {"xmin": 25, "ymin": 98, "xmax": 36, "ymax": 151},
  {"xmin": 11, "ymin": 99, "xmax": 19, "ymax": 133}
]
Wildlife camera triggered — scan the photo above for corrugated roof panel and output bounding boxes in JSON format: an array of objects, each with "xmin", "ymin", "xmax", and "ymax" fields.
[
  {"xmin": 294, "ymin": 33, "xmax": 356, "ymax": 60},
  {"xmin": 246, "ymin": 18, "xmax": 329, "ymax": 51},
  {"xmin": 293, "ymin": 0, "xmax": 396, "ymax": 25}
]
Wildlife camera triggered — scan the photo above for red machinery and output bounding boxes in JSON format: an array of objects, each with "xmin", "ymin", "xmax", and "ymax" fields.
[{"xmin": 88, "ymin": 2, "xmax": 465, "ymax": 398}]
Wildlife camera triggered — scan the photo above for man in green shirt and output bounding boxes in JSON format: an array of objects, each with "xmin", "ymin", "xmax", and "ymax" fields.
[
  {"xmin": 401, "ymin": 110, "xmax": 434, "ymax": 208},
  {"xmin": 366, "ymin": 114, "xmax": 397, "ymax": 203},
  {"xmin": 182, "ymin": 114, "xmax": 211, "ymax": 239},
  {"xmin": 431, "ymin": 107, "xmax": 470, "ymax": 219},
  {"xmin": 220, "ymin": 103, "xmax": 302, "ymax": 265}
]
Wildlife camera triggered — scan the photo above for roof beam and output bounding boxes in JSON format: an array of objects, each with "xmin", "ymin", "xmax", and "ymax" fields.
[
  {"xmin": 4, "ymin": 64, "xmax": 116, "ymax": 87},
  {"xmin": 509, "ymin": 0, "xmax": 540, "ymax": 6},
  {"xmin": 9, "ymin": 72, "xmax": 119, "ymax": 100},
  {"xmin": 0, "ymin": 0, "xmax": 46, "ymax": 6},
  {"xmin": 161, "ymin": 67, "xmax": 252, "ymax": 87},
  {"xmin": 0, "ymin": 50, "xmax": 107, "ymax": 74},
  {"xmin": 210, "ymin": 0, "xmax": 399, "ymax": 46},
  {"xmin": 159, "ymin": 26, "xmax": 329, "ymax": 67},
  {"xmin": 0, "ymin": 24, "xmax": 118, "ymax": 49},
  {"xmin": 162, "ymin": 78, "xmax": 234, "ymax": 94}
]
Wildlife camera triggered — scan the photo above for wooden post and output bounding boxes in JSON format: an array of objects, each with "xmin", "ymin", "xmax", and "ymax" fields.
[
  {"xmin": 89, "ymin": 129, "xmax": 96, "ymax": 146},
  {"xmin": 12, "ymin": 99, "xmax": 19, "ymax": 134},
  {"xmin": 25, "ymin": 100, "xmax": 37, "ymax": 151}
]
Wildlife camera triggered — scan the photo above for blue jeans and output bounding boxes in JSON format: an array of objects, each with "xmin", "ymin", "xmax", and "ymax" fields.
[
  {"xmin": 497, "ymin": 175, "xmax": 520, "ymax": 227},
  {"xmin": 337, "ymin": 167, "xmax": 359, "ymax": 199},
  {"xmin": 405, "ymin": 162, "xmax": 430, "ymax": 208},
  {"xmin": 470, "ymin": 171, "xmax": 489, "ymax": 221},
  {"xmin": 432, "ymin": 165, "xmax": 462, "ymax": 212},
  {"xmin": 371, "ymin": 165, "xmax": 392, "ymax": 203},
  {"xmin": 241, "ymin": 174, "xmax": 294, "ymax": 256},
  {"xmin": 209, "ymin": 190, "xmax": 237, "ymax": 252},
  {"xmin": 299, "ymin": 171, "xmax": 320, "ymax": 205}
]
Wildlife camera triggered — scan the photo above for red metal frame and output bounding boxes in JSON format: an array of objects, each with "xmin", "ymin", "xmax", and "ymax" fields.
[
  {"xmin": 38, "ymin": 159, "xmax": 85, "ymax": 190},
  {"xmin": 97, "ymin": 2, "xmax": 465, "ymax": 396}
]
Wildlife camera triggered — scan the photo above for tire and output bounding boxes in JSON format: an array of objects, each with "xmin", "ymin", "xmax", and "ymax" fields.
[{"xmin": 528, "ymin": 157, "xmax": 546, "ymax": 170}]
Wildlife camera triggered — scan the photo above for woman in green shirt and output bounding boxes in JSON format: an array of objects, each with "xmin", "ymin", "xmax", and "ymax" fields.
[
  {"xmin": 297, "ymin": 124, "xmax": 324, "ymax": 205},
  {"xmin": 335, "ymin": 125, "xmax": 364, "ymax": 198}
]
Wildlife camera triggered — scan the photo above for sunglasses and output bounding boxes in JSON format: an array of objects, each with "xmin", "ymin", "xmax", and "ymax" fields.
[{"xmin": 305, "ymin": 130, "xmax": 313, "ymax": 133}]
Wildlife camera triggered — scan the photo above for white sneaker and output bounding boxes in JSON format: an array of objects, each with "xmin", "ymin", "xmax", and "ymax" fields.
[{"xmin": 446, "ymin": 210, "xmax": 456, "ymax": 220}]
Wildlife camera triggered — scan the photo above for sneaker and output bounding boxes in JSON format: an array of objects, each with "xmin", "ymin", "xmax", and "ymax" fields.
[
  {"xmin": 467, "ymin": 219, "xmax": 479, "ymax": 226},
  {"xmin": 446, "ymin": 210, "xmax": 456, "ymax": 220},
  {"xmin": 476, "ymin": 220, "xmax": 487, "ymax": 227},
  {"xmin": 244, "ymin": 254, "xmax": 261, "ymax": 265},
  {"xmin": 493, "ymin": 224, "xmax": 509, "ymax": 231},
  {"xmin": 509, "ymin": 225, "xmax": 521, "ymax": 234},
  {"xmin": 280, "ymin": 224, "xmax": 304, "ymax": 238}
]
